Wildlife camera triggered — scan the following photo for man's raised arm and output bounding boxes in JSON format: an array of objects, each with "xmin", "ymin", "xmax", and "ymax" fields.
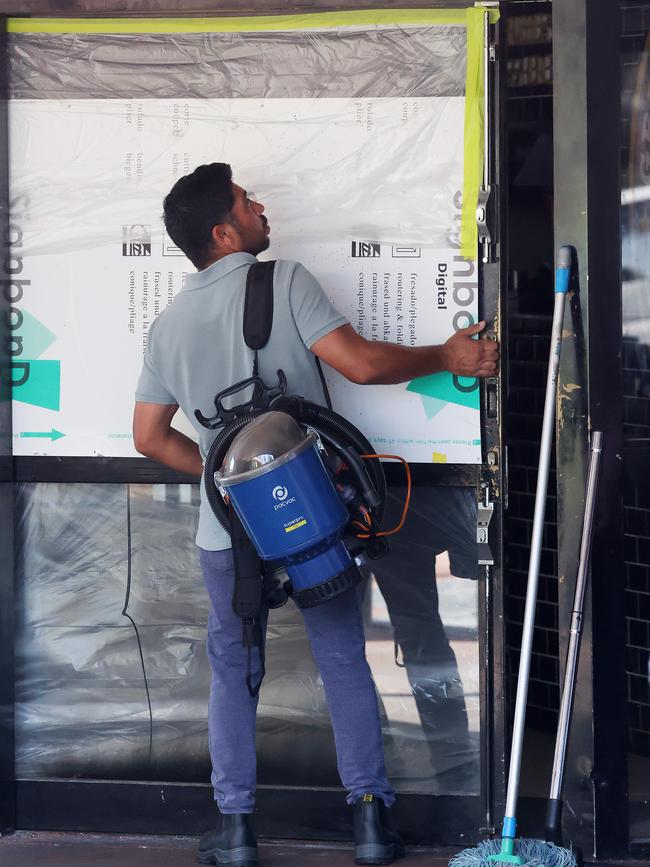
[{"xmin": 311, "ymin": 321, "xmax": 499, "ymax": 385}]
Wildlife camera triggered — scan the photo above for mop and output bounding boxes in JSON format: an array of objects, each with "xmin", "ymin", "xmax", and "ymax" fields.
[
  {"xmin": 450, "ymin": 246, "xmax": 575, "ymax": 867},
  {"xmin": 450, "ymin": 429, "xmax": 603, "ymax": 867}
]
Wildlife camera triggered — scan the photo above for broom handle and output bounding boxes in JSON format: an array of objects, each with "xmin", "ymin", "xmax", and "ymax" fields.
[
  {"xmin": 502, "ymin": 247, "xmax": 571, "ymax": 838},
  {"xmin": 545, "ymin": 431, "xmax": 603, "ymax": 841}
]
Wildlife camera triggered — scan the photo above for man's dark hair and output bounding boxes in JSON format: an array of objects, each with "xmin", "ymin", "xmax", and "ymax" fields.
[{"xmin": 163, "ymin": 163, "xmax": 234, "ymax": 269}]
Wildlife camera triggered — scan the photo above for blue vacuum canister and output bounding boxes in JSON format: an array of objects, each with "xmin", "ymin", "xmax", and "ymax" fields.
[{"xmin": 216, "ymin": 411, "xmax": 359, "ymax": 608}]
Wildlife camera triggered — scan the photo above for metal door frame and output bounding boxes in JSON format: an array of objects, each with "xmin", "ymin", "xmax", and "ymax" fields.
[{"xmin": 0, "ymin": 16, "xmax": 16, "ymax": 837}]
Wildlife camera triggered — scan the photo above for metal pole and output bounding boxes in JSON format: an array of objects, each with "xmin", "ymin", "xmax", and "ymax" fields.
[
  {"xmin": 504, "ymin": 286, "xmax": 567, "ymax": 820},
  {"xmin": 546, "ymin": 432, "xmax": 604, "ymax": 836},
  {"xmin": 496, "ymin": 248, "xmax": 572, "ymax": 855}
]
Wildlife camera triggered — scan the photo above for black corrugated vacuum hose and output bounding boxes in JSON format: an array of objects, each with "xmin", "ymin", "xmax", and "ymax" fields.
[{"xmin": 203, "ymin": 397, "xmax": 386, "ymax": 535}]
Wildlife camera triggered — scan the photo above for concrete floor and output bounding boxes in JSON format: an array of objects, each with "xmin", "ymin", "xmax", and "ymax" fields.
[
  {"xmin": 1, "ymin": 831, "xmax": 649, "ymax": 866},
  {"xmin": 0, "ymin": 831, "xmax": 455, "ymax": 867}
]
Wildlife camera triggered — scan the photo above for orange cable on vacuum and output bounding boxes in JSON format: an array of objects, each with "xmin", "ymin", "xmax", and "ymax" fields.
[{"xmin": 356, "ymin": 454, "xmax": 411, "ymax": 538}]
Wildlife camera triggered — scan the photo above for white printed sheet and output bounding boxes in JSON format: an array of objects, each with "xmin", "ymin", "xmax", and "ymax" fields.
[{"xmin": 8, "ymin": 97, "xmax": 479, "ymax": 462}]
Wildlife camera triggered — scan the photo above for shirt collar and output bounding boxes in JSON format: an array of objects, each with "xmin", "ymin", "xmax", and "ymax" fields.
[{"xmin": 182, "ymin": 252, "xmax": 257, "ymax": 291}]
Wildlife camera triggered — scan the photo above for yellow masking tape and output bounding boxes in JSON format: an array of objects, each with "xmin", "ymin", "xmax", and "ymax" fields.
[
  {"xmin": 8, "ymin": 10, "xmax": 468, "ymax": 34},
  {"xmin": 460, "ymin": 6, "xmax": 500, "ymax": 260}
]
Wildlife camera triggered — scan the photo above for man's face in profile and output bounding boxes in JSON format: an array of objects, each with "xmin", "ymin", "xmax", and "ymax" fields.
[{"xmin": 225, "ymin": 183, "xmax": 270, "ymax": 256}]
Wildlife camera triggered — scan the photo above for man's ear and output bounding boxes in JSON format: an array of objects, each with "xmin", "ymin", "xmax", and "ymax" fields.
[{"xmin": 211, "ymin": 222, "xmax": 233, "ymax": 252}]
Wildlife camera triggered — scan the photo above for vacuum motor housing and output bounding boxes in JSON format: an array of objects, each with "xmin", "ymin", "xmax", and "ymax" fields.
[{"xmin": 216, "ymin": 411, "xmax": 359, "ymax": 608}]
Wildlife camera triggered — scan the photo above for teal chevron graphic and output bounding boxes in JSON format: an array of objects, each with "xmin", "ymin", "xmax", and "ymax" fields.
[
  {"xmin": 18, "ymin": 309, "xmax": 57, "ymax": 359},
  {"xmin": 407, "ymin": 371, "xmax": 479, "ymax": 419},
  {"xmin": 12, "ymin": 360, "xmax": 61, "ymax": 410},
  {"xmin": 418, "ymin": 395, "xmax": 448, "ymax": 420},
  {"xmin": 9, "ymin": 308, "xmax": 61, "ymax": 411}
]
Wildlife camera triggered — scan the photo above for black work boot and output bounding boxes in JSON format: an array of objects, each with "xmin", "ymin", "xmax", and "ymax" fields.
[
  {"xmin": 197, "ymin": 812, "xmax": 258, "ymax": 866},
  {"xmin": 353, "ymin": 794, "xmax": 405, "ymax": 865}
]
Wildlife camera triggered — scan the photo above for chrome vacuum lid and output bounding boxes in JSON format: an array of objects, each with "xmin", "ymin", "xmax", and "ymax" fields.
[{"xmin": 216, "ymin": 411, "xmax": 314, "ymax": 485}]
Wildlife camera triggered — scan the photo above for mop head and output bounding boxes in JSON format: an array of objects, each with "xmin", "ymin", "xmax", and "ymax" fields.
[{"xmin": 449, "ymin": 839, "xmax": 578, "ymax": 867}]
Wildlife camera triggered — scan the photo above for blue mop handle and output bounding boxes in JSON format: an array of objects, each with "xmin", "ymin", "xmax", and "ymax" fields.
[{"xmin": 555, "ymin": 245, "xmax": 571, "ymax": 295}]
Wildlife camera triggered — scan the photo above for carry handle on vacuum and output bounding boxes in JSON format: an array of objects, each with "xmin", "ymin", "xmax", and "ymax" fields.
[{"xmin": 194, "ymin": 370, "xmax": 288, "ymax": 430}]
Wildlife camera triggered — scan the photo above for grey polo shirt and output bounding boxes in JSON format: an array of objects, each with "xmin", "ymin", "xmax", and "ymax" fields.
[{"xmin": 135, "ymin": 252, "xmax": 348, "ymax": 551}]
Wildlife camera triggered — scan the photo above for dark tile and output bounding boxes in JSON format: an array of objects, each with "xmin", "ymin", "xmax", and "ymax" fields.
[
  {"xmin": 626, "ymin": 535, "xmax": 639, "ymax": 564},
  {"xmin": 637, "ymin": 590, "xmax": 650, "ymax": 622},
  {"xmin": 639, "ymin": 536, "xmax": 650, "ymax": 566},
  {"xmin": 623, "ymin": 5, "xmax": 643, "ymax": 34},
  {"xmin": 641, "ymin": 703, "xmax": 650, "ymax": 733},
  {"xmin": 626, "ymin": 564, "xmax": 649, "ymax": 594},
  {"xmin": 626, "ymin": 508, "xmax": 648, "ymax": 536},
  {"xmin": 628, "ymin": 617, "xmax": 649, "ymax": 649},
  {"xmin": 627, "ymin": 590, "xmax": 641, "ymax": 619},
  {"xmin": 627, "ymin": 646, "xmax": 642, "ymax": 676},
  {"xmin": 629, "ymin": 673, "xmax": 650, "ymax": 704}
]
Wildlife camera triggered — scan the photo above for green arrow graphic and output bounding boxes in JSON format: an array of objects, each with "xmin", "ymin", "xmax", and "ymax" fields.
[{"xmin": 20, "ymin": 429, "xmax": 65, "ymax": 442}]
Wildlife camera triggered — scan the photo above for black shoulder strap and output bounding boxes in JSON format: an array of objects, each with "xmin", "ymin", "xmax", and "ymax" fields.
[
  {"xmin": 242, "ymin": 258, "xmax": 332, "ymax": 409},
  {"xmin": 243, "ymin": 260, "xmax": 276, "ymax": 377},
  {"xmin": 230, "ymin": 507, "xmax": 265, "ymax": 697}
]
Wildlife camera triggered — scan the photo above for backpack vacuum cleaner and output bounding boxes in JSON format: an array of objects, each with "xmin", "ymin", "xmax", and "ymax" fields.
[{"xmin": 216, "ymin": 411, "xmax": 364, "ymax": 609}]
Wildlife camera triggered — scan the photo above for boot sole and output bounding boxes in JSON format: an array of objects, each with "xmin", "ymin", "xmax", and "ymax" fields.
[
  {"xmin": 197, "ymin": 844, "xmax": 258, "ymax": 866},
  {"xmin": 355, "ymin": 841, "xmax": 406, "ymax": 865}
]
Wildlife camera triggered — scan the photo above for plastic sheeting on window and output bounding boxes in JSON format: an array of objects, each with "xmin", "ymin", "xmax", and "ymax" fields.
[
  {"xmin": 11, "ymin": 13, "xmax": 482, "ymax": 798},
  {"xmin": 7, "ymin": 25, "xmax": 467, "ymax": 259},
  {"xmin": 9, "ymin": 22, "xmax": 483, "ymax": 464},
  {"xmin": 15, "ymin": 482, "xmax": 479, "ymax": 794}
]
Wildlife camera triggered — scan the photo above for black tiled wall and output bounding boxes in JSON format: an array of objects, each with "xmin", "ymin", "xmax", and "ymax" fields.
[
  {"xmin": 503, "ymin": 3, "xmax": 650, "ymax": 756},
  {"xmin": 504, "ymin": 315, "xmax": 560, "ymax": 732},
  {"xmin": 621, "ymin": 1, "xmax": 650, "ymax": 759},
  {"xmin": 504, "ymin": 4, "xmax": 560, "ymax": 733}
]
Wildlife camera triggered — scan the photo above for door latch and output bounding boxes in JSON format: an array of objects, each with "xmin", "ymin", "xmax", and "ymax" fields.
[{"xmin": 477, "ymin": 486, "xmax": 494, "ymax": 566}]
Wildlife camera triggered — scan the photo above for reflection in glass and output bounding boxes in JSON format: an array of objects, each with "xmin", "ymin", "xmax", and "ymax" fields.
[
  {"xmin": 14, "ymin": 482, "xmax": 479, "ymax": 797},
  {"xmin": 366, "ymin": 486, "xmax": 479, "ymax": 794}
]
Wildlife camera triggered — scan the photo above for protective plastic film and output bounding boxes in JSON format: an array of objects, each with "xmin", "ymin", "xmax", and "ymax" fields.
[
  {"xmin": 8, "ymin": 29, "xmax": 467, "ymax": 102},
  {"xmin": 8, "ymin": 21, "xmax": 482, "ymax": 464},
  {"xmin": 15, "ymin": 482, "xmax": 479, "ymax": 794},
  {"xmin": 7, "ymin": 26, "xmax": 466, "ymax": 258},
  {"xmin": 11, "ymin": 11, "xmax": 481, "ymax": 798}
]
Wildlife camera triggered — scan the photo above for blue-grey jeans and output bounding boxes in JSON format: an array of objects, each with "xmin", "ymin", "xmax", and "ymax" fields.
[{"xmin": 199, "ymin": 547, "xmax": 395, "ymax": 814}]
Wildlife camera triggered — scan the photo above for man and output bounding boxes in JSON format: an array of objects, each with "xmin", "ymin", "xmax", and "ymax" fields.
[{"xmin": 133, "ymin": 163, "xmax": 499, "ymax": 867}]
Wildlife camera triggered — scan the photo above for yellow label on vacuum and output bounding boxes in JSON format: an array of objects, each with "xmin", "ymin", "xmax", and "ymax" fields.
[{"xmin": 285, "ymin": 519, "xmax": 307, "ymax": 533}]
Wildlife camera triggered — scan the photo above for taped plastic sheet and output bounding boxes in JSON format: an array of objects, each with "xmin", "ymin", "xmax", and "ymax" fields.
[
  {"xmin": 8, "ymin": 20, "xmax": 483, "ymax": 463},
  {"xmin": 7, "ymin": 26, "xmax": 467, "ymax": 258},
  {"xmin": 15, "ymin": 482, "xmax": 479, "ymax": 793},
  {"xmin": 11, "ymin": 11, "xmax": 481, "ymax": 797},
  {"xmin": 8, "ymin": 29, "xmax": 467, "ymax": 102}
]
